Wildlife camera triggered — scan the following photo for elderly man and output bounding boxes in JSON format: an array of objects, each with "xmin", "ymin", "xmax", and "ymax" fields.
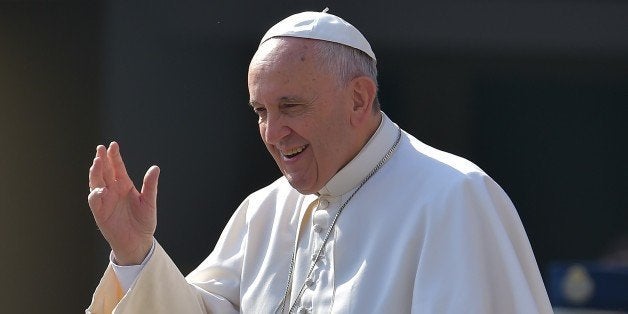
[{"xmin": 87, "ymin": 11, "xmax": 552, "ymax": 314}]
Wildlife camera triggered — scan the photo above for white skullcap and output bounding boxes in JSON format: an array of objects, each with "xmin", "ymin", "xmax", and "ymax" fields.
[{"xmin": 260, "ymin": 9, "xmax": 376, "ymax": 60}]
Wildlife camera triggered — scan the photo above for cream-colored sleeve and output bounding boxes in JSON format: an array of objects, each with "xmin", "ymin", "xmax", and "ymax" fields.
[
  {"xmin": 86, "ymin": 264, "xmax": 125, "ymax": 314},
  {"xmin": 86, "ymin": 241, "xmax": 238, "ymax": 314}
]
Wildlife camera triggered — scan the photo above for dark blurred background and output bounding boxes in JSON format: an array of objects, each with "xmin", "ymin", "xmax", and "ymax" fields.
[{"xmin": 1, "ymin": 0, "xmax": 626, "ymax": 312}]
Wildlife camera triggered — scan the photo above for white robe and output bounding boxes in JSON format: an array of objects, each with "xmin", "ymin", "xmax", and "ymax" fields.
[{"xmin": 87, "ymin": 113, "xmax": 552, "ymax": 313}]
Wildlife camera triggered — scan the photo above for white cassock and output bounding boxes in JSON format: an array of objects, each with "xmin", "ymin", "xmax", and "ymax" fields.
[{"xmin": 87, "ymin": 113, "xmax": 553, "ymax": 313}]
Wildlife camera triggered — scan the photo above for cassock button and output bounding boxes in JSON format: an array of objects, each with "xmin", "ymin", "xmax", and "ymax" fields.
[
  {"xmin": 312, "ymin": 254, "xmax": 325, "ymax": 266},
  {"xmin": 297, "ymin": 307, "xmax": 309, "ymax": 314},
  {"xmin": 312, "ymin": 249, "xmax": 324, "ymax": 261},
  {"xmin": 318, "ymin": 199, "xmax": 329, "ymax": 209},
  {"xmin": 305, "ymin": 278, "xmax": 315, "ymax": 288},
  {"xmin": 313, "ymin": 224, "xmax": 323, "ymax": 233}
]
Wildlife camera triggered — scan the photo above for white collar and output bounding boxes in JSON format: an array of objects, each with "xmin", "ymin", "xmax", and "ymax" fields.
[{"xmin": 317, "ymin": 112, "xmax": 399, "ymax": 197}]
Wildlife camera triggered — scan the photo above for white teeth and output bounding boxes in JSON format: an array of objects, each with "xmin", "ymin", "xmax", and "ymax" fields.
[{"xmin": 282, "ymin": 145, "xmax": 306, "ymax": 157}]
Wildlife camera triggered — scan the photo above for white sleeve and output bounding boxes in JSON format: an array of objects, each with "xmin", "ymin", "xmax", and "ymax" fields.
[
  {"xmin": 110, "ymin": 239, "xmax": 156, "ymax": 293},
  {"xmin": 88, "ymin": 199, "xmax": 252, "ymax": 313}
]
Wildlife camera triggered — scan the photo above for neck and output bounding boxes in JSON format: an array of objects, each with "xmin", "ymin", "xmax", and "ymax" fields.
[
  {"xmin": 358, "ymin": 110, "xmax": 383, "ymax": 151},
  {"xmin": 340, "ymin": 110, "xmax": 383, "ymax": 171}
]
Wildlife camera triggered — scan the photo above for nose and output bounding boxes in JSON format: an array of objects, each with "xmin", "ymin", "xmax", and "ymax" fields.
[{"xmin": 262, "ymin": 113, "xmax": 290, "ymax": 145}]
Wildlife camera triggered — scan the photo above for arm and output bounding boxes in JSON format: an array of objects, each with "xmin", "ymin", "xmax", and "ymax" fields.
[
  {"xmin": 87, "ymin": 240, "xmax": 237, "ymax": 314},
  {"xmin": 86, "ymin": 142, "xmax": 239, "ymax": 313}
]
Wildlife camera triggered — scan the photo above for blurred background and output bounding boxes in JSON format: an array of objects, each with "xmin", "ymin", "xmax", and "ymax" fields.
[{"xmin": 1, "ymin": 0, "xmax": 626, "ymax": 312}]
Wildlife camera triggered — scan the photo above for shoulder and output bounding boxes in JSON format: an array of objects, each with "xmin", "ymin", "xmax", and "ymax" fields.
[
  {"xmin": 389, "ymin": 131, "xmax": 488, "ymax": 189},
  {"xmin": 378, "ymin": 130, "xmax": 514, "ymax": 213},
  {"xmin": 404, "ymin": 131, "xmax": 483, "ymax": 176}
]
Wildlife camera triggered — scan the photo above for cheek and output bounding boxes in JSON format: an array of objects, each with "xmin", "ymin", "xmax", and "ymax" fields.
[
  {"xmin": 321, "ymin": 118, "xmax": 352, "ymax": 160},
  {"xmin": 258, "ymin": 124, "xmax": 267, "ymax": 143},
  {"xmin": 259, "ymin": 124, "xmax": 282, "ymax": 157}
]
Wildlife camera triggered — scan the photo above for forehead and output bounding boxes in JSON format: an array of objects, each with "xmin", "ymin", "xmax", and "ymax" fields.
[
  {"xmin": 249, "ymin": 37, "xmax": 321, "ymax": 72},
  {"xmin": 248, "ymin": 38, "xmax": 340, "ymax": 105},
  {"xmin": 249, "ymin": 38, "xmax": 327, "ymax": 85}
]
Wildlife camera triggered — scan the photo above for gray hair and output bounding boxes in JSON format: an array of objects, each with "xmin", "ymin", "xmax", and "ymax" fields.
[{"xmin": 311, "ymin": 40, "xmax": 381, "ymax": 111}]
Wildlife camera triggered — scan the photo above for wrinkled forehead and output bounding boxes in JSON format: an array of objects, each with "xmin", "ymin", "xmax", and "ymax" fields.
[
  {"xmin": 249, "ymin": 37, "xmax": 320, "ymax": 70},
  {"xmin": 247, "ymin": 37, "xmax": 337, "ymax": 97}
]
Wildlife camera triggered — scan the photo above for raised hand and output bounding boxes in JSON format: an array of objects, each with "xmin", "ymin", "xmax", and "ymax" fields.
[{"xmin": 88, "ymin": 142, "xmax": 160, "ymax": 265}]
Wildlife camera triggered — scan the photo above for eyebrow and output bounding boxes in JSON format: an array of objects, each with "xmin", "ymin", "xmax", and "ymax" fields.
[
  {"xmin": 248, "ymin": 96, "xmax": 306, "ymax": 107},
  {"xmin": 278, "ymin": 96, "xmax": 303, "ymax": 103}
]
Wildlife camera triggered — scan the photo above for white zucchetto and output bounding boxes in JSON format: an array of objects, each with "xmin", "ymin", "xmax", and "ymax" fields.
[{"xmin": 260, "ymin": 10, "xmax": 376, "ymax": 60}]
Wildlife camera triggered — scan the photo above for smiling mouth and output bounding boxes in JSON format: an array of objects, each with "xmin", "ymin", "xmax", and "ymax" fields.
[{"xmin": 281, "ymin": 145, "xmax": 308, "ymax": 159}]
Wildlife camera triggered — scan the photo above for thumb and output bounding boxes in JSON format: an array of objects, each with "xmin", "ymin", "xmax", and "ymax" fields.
[{"xmin": 141, "ymin": 165, "xmax": 160, "ymax": 206}]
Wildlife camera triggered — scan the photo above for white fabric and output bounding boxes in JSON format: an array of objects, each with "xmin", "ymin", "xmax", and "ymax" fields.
[
  {"xmin": 260, "ymin": 10, "xmax": 376, "ymax": 60},
  {"xmin": 94, "ymin": 113, "xmax": 552, "ymax": 313},
  {"xmin": 110, "ymin": 239, "xmax": 155, "ymax": 293}
]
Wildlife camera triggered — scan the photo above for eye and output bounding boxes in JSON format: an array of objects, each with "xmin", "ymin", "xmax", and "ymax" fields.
[
  {"xmin": 252, "ymin": 106, "xmax": 266, "ymax": 116},
  {"xmin": 281, "ymin": 103, "xmax": 302, "ymax": 113}
]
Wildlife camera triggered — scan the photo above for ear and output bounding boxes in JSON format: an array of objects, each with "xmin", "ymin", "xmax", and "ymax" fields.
[{"xmin": 349, "ymin": 76, "xmax": 377, "ymax": 127}]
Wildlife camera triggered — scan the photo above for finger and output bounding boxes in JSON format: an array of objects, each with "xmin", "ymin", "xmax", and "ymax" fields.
[
  {"xmin": 93, "ymin": 144, "xmax": 104, "ymax": 159},
  {"xmin": 107, "ymin": 141, "xmax": 133, "ymax": 187},
  {"xmin": 87, "ymin": 186, "xmax": 107, "ymax": 213},
  {"xmin": 140, "ymin": 165, "xmax": 160, "ymax": 207},
  {"xmin": 89, "ymin": 157, "xmax": 105, "ymax": 189},
  {"xmin": 89, "ymin": 145, "xmax": 107, "ymax": 189},
  {"xmin": 96, "ymin": 144, "xmax": 107, "ymax": 160},
  {"xmin": 102, "ymin": 142, "xmax": 116, "ymax": 187}
]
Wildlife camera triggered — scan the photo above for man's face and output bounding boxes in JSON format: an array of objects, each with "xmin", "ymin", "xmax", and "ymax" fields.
[{"xmin": 248, "ymin": 38, "xmax": 358, "ymax": 194}]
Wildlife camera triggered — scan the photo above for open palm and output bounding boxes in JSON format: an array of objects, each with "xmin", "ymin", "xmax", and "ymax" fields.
[{"xmin": 88, "ymin": 142, "xmax": 160, "ymax": 265}]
